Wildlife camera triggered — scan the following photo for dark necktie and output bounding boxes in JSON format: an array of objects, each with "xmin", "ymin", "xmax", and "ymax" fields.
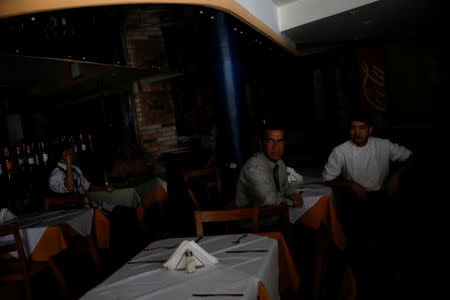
[{"xmin": 273, "ymin": 164, "xmax": 280, "ymax": 192}]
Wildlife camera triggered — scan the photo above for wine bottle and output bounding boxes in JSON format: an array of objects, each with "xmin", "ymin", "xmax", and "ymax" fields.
[
  {"xmin": 3, "ymin": 147, "xmax": 14, "ymax": 180},
  {"xmin": 70, "ymin": 135, "xmax": 79, "ymax": 154},
  {"xmin": 21, "ymin": 143, "xmax": 29, "ymax": 171},
  {"xmin": 26, "ymin": 145, "xmax": 35, "ymax": 166},
  {"xmin": 88, "ymin": 133, "xmax": 94, "ymax": 152},
  {"xmin": 80, "ymin": 133, "xmax": 87, "ymax": 152},
  {"xmin": 0, "ymin": 149, "xmax": 4, "ymax": 178},
  {"xmin": 33, "ymin": 142, "xmax": 40, "ymax": 167},
  {"xmin": 41, "ymin": 141, "xmax": 49, "ymax": 167},
  {"xmin": 15, "ymin": 145, "xmax": 25, "ymax": 170},
  {"xmin": 50, "ymin": 138, "xmax": 57, "ymax": 163}
]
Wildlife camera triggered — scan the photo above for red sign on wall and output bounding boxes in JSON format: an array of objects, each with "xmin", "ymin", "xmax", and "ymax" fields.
[{"xmin": 357, "ymin": 48, "xmax": 389, "ymax": 127}]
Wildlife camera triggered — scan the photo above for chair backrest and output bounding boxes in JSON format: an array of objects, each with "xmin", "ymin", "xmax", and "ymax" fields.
[
  {"xmin": 48, "ymin": 234, "xmax": 103, "ymax": 300},
  {"xmin": 183, "ymin": 168, "xmax": 223, "ymax": 210},
  {"xmin": 258, "ymin": 204, "xmax": 293, "ymax": 246},
  {"xmin": 43, "ymin": 194, "xmax": 85, "ymax": 211},
  {"xmin": 194, "ymin": 207, "xmax": 259, "ymax": 237},
  {"xmin": 0, "ymin": 222, "xmax": 32, "ymax": 299},
  {"xmin": 0, "ymin": 222, "xmax": 28, "ymax": 267}
]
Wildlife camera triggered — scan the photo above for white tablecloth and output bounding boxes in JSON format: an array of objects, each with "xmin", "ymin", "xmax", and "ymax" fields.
[
  {"xmin": 87, "ymin": 177, "xmax": 167, "ymax": 208},
  {"xmin": 288, "ymin": 167, "xmax": 335, "ymax": 223},
  {"xmin": 81, "ymin": 234, "xmax": 280, "ymax": 300},
  {"xmin": 0, "ymin": 208, "xmax": 94, "ymax": 258}
]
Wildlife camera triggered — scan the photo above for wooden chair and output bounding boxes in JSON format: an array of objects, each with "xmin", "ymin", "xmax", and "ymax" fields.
[
  {"xmin": 0, "ymin": 223, "xmax": 48, "ymax": 300},
  {"xmin": 337, "ymin": 266, "xmax": 357, "ymax": 300},
  {"xmin": 43, "ymin": 194, "xmax": 85, "ymax": 211},
  {"xmin": 258, "ymin": 203, "xmax": 293, "ymax": 247},
  {"xmin": 194, "ymin": 207, "xmax": 260, "ymax": 237},
  {"xmin": 183, "ymin": 168, "xmax": 229, "ymax": 210},
  {"xmin": 48, "ymin": 234, "xmax": 103, "ymax": 300}
]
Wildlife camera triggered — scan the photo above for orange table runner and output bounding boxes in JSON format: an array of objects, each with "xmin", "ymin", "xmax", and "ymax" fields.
[
  {"xmin": 257, "ymin": 231, "xmax": 301, "ymax": 294},
  {"xmin": 297, "ymin": 195, "xmax": 347, "ymax": 250},
  {"xmin": 257, "ymin": 281, "xmax": 270, "ymax": 300},
  {"xmin": 136, "ymin": 185, "xmax": 168, "ymax": 223},
  {"xmin": 29, "ymin": 208, "xmax": 109, "ymax": 262},
  {"xmin": 92, "ymin": 208, "xmax": 109, "ymax": 249},
  {"xmin": 296, "ymin": 195, "xmax": 350, "ymax": 300}
]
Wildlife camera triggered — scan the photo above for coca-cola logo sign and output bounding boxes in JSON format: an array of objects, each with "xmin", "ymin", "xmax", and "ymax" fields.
[
  {"xmin": 360, "ymin": 59, "xmax": 387, "ymax": 112},
  {"xmin": 357, "ymin": 48, "xmax": 389, "ymax": 127}
]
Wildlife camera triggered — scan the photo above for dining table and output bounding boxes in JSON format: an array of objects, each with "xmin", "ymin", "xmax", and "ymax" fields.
[
  {"xmin": 287, "ymin": 167, "xmax": 349, "ymax": 300},
  {"xmin": 87, "ymin": 176, "xmax": 167, "ymax": 209},
  {"xmin": 0, "ymin": 208, "xmax": 109, "ymax": 262},
  {"xmin": 288, "ymin": 167, "xmax": 345, "ymax": 250},
  {"xmin": 80, "ymin": 232, "xmax": 300, "ymax": 300},
  {"xmin": 87, "ymin": 176, "xmax": 168, "ymax": 227}
]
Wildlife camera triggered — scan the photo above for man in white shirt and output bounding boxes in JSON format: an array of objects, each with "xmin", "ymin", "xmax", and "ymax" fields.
[
  {"xmin": 322, "ymin": 114, "xmax": 413, "ymax": 200},
  {"xmin": 322, "ymin": 112, "xmax": 414, "ymax": 297}
]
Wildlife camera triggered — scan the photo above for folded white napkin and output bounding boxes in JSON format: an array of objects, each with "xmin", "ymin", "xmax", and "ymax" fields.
[
  {"xmin": 0, "ymin": 208, "xmax": 17, "ymax": 225},
  {"xmin": 287, "ymin": 167, "xmax": 303, "ymax": 184},
  {"xmin": 163, "ymin": 240, "xmax": 218, "ymax": 271}
]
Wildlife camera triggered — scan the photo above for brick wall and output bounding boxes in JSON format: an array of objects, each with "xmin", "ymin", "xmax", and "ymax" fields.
[{"xmin": 123, "ymin": 6, "xmax": 179, "ymax": 163}]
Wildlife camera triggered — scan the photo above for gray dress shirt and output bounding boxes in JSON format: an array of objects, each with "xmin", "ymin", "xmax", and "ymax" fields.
[{"xmin": 235, "ymin": 152, "xmax": 295, "ymax": 208}]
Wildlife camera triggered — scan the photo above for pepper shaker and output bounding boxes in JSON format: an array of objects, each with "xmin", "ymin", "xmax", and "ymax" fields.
[{"xmin": 184, "ymin": 249, "xmax": 196, "ymax": 274}]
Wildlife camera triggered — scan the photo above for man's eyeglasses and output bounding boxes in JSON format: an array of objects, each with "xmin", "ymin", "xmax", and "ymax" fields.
[
  {"xmin": 264, "ymin": 138, "xmax": 286, "ymax": 144},
  {"xmin": 350, "ymin": 125, "xmax": 369, "ymax": 131}
]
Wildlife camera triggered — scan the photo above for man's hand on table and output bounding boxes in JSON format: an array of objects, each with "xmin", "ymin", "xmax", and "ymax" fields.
[
  {"xmin": 385, "ymin": 173, "xmax": 400, "ymax": 197},
  {"xmin": 290, "ymin": 193, "xmax": 304, "ymax": 208},
  {"xmin": 348, "ymin": 181, "xmax": 367, "ymax": 200}
]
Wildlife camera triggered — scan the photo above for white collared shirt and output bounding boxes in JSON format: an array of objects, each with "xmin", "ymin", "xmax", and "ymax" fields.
[
  {"xmin": 322, "ymin": 137, "xmax": 412, "ymax": 191},
  {"xmin": 49, "ymin": 162, "xmax": 91, "ymax": 194},
  {"xmin": 235, "ymin": 152, "xmax": 295, "ymax": 207}
]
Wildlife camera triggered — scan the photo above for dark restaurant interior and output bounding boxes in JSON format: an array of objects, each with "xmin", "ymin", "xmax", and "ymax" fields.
[{"xmin": 1, "ymin": 1, "xmax": 448, "ymax": 300}]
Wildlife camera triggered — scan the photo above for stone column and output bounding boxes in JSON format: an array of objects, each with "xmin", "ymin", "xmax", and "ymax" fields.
[{"xmin": 210, "ymin": 11, "xmax": 249, "ymax": 166}]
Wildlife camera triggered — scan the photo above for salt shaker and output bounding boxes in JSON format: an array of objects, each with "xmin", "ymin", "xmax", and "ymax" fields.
[{"xmin": 184, "ymin": 249, "xmax": 196, "ymax": 274}]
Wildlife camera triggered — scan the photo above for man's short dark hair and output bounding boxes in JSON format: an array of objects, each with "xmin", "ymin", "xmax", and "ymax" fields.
[
  {"xmin": 257, "ymin": 117, "xmax": 286, "ymax": 140},
  {"xmin": 350, "ymin": 110, "xmax": 374, "ymax": 127},
  {"xmin": 54, "ymin": 141, "xmax": 74, "ymax": 160}
]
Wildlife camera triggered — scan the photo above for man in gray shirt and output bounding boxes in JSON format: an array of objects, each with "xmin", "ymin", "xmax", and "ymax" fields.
[{"xmin": 235, "ymin": 127, "xmax": 303, "ymax": 209}]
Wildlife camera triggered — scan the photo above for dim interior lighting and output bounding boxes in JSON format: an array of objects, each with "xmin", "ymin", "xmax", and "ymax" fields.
[
  {"xmin": 199, "ymin": 10, "xmax": 203, "ymax": 14},
  {"xmin": 234, "ymin": 27, "xmax": 237, "ymax": 31},
  {"xmin": 210, "ymin": 16, "xmax": 214, "ymax": 20},
  {"xmin": 240, "ymin": 31, "xmax": 243, "ymax": 34},
  {"xmin": 16, "ymin": 49, "xmax": 20, "ymax": 53},
  {"xmin": 31, "ymin": 16, "xmax": 35, "ymax": 21},
  {"xmin": 363, "ymin": 20, "xmax": 372, "ymax": 25}
]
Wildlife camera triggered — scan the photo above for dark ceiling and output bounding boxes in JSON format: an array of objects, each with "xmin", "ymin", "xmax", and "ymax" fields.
[
  {"xmin": 0, "ymin": 4, "xmax": 288, "ymax": 106},
  {"xmin": 285, "ymin": 0, "xmax": 450, "ymax": 55}
]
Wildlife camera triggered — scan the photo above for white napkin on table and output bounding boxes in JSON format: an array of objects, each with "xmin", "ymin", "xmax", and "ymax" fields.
[
  {"xmin": 163, "ymin": 240, "xmax": 218, "ymax": 271},
  {"xmin": 0, "ymin": 208, "xmax": 17, "ymax": 225},
  {"xmin": 287, "ymin": 167, "xmax": 303, "ymax": 184}
]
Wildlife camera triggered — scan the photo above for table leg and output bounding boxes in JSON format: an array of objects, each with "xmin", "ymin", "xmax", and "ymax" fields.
[{"xmin": 313, "ymin": 224, "xmax": 330, "ymax": 300}]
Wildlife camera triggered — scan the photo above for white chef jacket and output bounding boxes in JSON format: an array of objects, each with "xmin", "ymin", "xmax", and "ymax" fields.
[{"xmin": 322, "ymin": 137, "xmax": 412, "ymax": 191}]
